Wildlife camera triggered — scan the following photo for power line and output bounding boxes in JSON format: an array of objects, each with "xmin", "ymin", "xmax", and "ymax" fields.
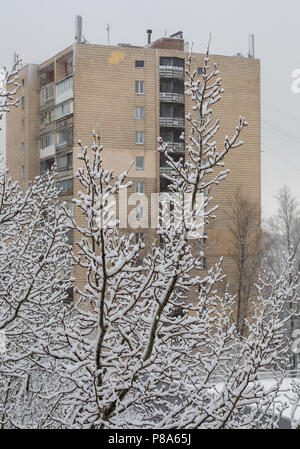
[
  {"xmin": 262, "ymin": 142, "xmax": 300, "ymax": 172},
  {"xmin": 262, "ymin": 118, "xmax": 300, "ymax": 146},
  {"xmin": 262, "ymin": 102, "xmax": 300, "ymax": 124}
]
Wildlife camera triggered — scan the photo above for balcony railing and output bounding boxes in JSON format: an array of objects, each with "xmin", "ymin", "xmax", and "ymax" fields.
[
  {"xmin": 159, "ymin": 165, "xmax": 173, "ymax": 175},
  {"xmin": 165, "ymin": 142, "xmax": 185, "ymax": 153},
  {"xmin": 160, "ymin": 66, "xmax": 184, "ymax": 79},
  {"xmin": 160, "ymin": 92, "xmax": 184, "ymax": 103},
  {"xmin": 40, "ymin": 144, "xmax": 55, "ymax": 159},
  {"xmin": 160, "ymin": 117, "xmax": 184, "ymax": 128}
]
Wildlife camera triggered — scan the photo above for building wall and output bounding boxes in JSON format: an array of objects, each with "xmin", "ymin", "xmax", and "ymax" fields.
[{"xmin": 6, "ymin": 64, "xmax": 40, "ymax": 190}]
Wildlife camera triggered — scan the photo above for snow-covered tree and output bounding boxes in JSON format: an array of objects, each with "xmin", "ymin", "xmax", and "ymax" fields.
[
  {"xmin": 0, "ymin": 168, "xmax": 73, "ymax": 427},
  {"xmin": 0, "ymin": 55, "xmax": 21, "ymax": 129},
  {"xmin": 1, "ymin": 48, "xmax": 299, "ymax": 429},
  {"xmin": 38, "ymin": 50, "xmax": 299, "ymax": 429},
  {"xmin": 224, "ymin": 189, "xmax": 262, "ymax": 335},
  {"xmin": 264, "ymin": 186, "xmax": 300, "ymax": 371}
]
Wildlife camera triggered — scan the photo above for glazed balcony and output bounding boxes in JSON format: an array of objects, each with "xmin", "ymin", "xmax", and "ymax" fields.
[
  {"xmin": 160, "ymin": 92, "xmax": 184, "ymax": 103},
  {"xmin": 160, "ymin": 117, "xmax": 184, "ymax": 128}
]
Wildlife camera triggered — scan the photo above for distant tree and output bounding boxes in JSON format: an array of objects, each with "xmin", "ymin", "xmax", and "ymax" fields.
[
  {"xmin": 264, "ymin": 186, "xmax": 300, "ymax": 371},
  {"xmin": 225, "ymin": 188, "xmax": 262, "ymax": 335}
]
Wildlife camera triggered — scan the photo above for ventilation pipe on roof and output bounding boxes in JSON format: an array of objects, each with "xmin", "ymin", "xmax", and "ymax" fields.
[{"xmin": 147, "ymin": 29, "xmax": 152, "ymax": 44}]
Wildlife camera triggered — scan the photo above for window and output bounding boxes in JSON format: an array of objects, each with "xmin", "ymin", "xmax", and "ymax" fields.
[
  {"xmin": 40, "ymin": 110, "xmax": 55, "ymax": 126},
  {"xmin": 57, "ymin": 126, "xmax": 73, "ymax": 147},
  {"xmin": 135, "ymin": 60, "xmax": 144, "ymax": 68},
  {"xmin": 56, "ymin": 77, "xmax": 73, "ymax": 98},
  {"xmin": 136, "ymin": 156, "xmax": 144, "ymax": 170},
  {"xmin": 135, "ymin": 131, "xmax": 144, "ymax": 145},
  {"xmin": 135, "ymin": 181, "xmax": 144, "ymax": 194},
  {"xmin": 64, "ymin": 287, "xmax": 74, "ymax": 305},
  {"xmin": 135, "ymin": 80, "xmax": 144, "ymax": 94},
  {"xmin": 135, "ymin": 232, "xmax": 145, "ymax": 244},
  {"xmin": 65, "ymin": 56, "xmax": 73, "ymax": 77},
  {"xmin": 57, "ymin": 153, "xmax": 72, "ymax": 170},
  {"xmin": 135, "ymin": 106, "xmax": 144, "ymax": 120},
  {"xmin": 40, "ymin": 133, "xmax": 54, "ymax": 150},
  {"xmin": 21, "ymin": 119, "xmax": 25, "ymax": 132},
  {"xmin": 136, "ymin": 206, "xmax": 144, "ymax": 219},
  {"xmin": 56, "ymin": 100, "xmax": 73, "ymax": 120},
  {"xmin": 21, "ymin": 96, "xmax": 24, "ymax": 109},
  {"xmin": 41, "ymin": 84, "xmax": 54, "ymax": 104},
  {"xmin": 21, "ymin": 79, "xmax": 24, "ymax": 87},
  {"xmin": 198, "ymin": 67, "xmax": 205, "ymax": 75},
  {"xmin": 21, "ymin": 165, "xmax": 24, "ymax": 179},
  {"xmin": 40, "ymin": 157, "xmax": 55, "ymax": 174},
  {"xmin": 56, "ymin": 178, "xmax": 73, "ymax": 195},
  {"xmin": 200, "ymin": 256, "xmax": 207, "ymax": 270},
  {"xmin": 21, "ymin": 142, "xmax": 24, "ymax": 154},
  {"xmin": 66, "ymin": 229, "xmax": 73, "ymax": 245}
]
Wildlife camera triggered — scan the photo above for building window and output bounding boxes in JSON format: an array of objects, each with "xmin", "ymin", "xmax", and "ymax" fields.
[
  {"xmin": 135, "ymin": 60, "xmax": 144, "ymax": 68},
  {"xmin": 135, "ymin": 232, "xmax": 145, "ymax": 244},
  {"xmin": 57, "ymin": 126, "xmax": 73, "ymax": 147},
  {"xmin": 21, "ymin": 119, "xmax": 25, "ymax": 132},
  {"xmin": 65, "ymin": 56, "xmax": 73, "ymax": 77},
  {"xmin": 56, "ymin": 178, "xmax": 73, "ymax": 195},
  {"xmin": 135, "ymin": 181, "xmax": 144, "ymax": 194},
  {"xmin": 21, "ymin": 142, "xmax": 24, "ymax": 154},
  {"xmin": 135, "ymin": 131, "xmax": 144, "ymax": 145},
  {"xmin": 56, "ymin": 100, "xmax": 73, "ymax": 120},
  {"xmin": 200, "ymin": 256, "xmax": 207, "ymax": 270},
  {"xmin": 198, "ymin": 67, "xmax": 205, "ymax": 75},
  {"xmin": 136, "ymin": 206, "xmax": 144, "ymax": 220},
  {"xmin": 40, "ymin": 133, "xmax": 55, "ymax": 150},
  {"xmin": 41, "ymin": 84, "xmax": 54, "ymax": 104},
  {"xmin": 40, "ymin": 110, "xmax": 55, "ymax": 126},
  {"xmin": 57, "ymin": 153, "xmax": 72, "ymax": 170},
  {"xmin": 21, "ymin": 79, "xmax": 25, "ymax": 87},
  {"xmin": 64, "ymin": 287, "xmax": 74, "ymax": 305},
  {"xmin": 135, "ymin": 80, "xmax": 144, "ymax": 94},
  {"xmin": 56, "ymin": 76, "xmax": 73, "ymax": 101},
  {"xmin": 136, "ymin": 156, "xmax": 144, "ymax": 170},
  {"xmin": 21, "ymin": 96, "xmax": 24, "ymax": 109},
  {"xmin": 21, "ymin": 165, "xmax": 24, "ymax": 179},
  {"xmin": 135, "ymin": 106, "xmax": 144, "ymax": 120},
  {"xmin": 66, "ymin": 229, "xmax": 73, "ymax": 245},
  {"xmin": 40, "ymin": 157, "xmax": 55, "ymax": 174}
]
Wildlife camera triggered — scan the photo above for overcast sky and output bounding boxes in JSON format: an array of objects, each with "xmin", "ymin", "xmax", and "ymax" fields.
[{"xmin": 1, "ymin": 0, "xmax": 300, "ymax": 217}]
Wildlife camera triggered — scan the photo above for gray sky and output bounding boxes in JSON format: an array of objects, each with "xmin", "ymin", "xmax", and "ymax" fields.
[{"xmin": 1, "ymin": 0, "xmax": 300, "ymax": 218}]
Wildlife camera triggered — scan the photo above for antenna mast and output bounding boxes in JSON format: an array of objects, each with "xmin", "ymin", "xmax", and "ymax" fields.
[{"xmin": 106, "ymin": 24, "xmax": 110, "ymax": 46}]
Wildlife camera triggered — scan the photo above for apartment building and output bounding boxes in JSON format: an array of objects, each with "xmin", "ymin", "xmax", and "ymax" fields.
[{"xmin": 6, "ymin": 23, "xmax": 261, "ymax": 301}]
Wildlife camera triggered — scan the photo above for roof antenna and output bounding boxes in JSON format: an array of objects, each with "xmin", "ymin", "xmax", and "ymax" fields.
[{"xmin": 106, "ymin": 24, "xmax": 111, "ymax": 45}]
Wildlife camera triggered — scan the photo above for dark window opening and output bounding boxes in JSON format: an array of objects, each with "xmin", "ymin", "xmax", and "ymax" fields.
[
  {"xmin": 40, "ymin": 157, "xmax": 55, "ymax": 174},
  {"xmin": 64, "ymin": 287, "xmax": 74, "ymax": 305},
  {"xmin": 160, "ymin": 57, "xmax": 184, "ymax": 67},
  {"xmin": 135, "ymin": 60, "xmax": 144, "ymax": 68}
]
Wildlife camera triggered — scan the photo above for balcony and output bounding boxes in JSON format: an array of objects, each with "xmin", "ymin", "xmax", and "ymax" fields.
[
  {"xmin": 159, "ymin": 165, "xmax": 173, "ymax": 176},
  {"xmin": 40, "ymin": 144, "xmax": 55, "ymax": 159},
  {"xmin": 56, "ymin": 76, "xmax": 73, "ymax": 105},
  {"xmin": 165, "ymin": 142, "xmax": 185, "ymax": 153},
  {"xmin": 160, "ymin": 66, "xmax": 184, "ymax": 79},
  {"xmin": 160, "ymin": 92, "xmax": 184, "ymax": 103},
  {"xmin": 160, "ymin": 117, "xmax": 184, "ymax": 128}
]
